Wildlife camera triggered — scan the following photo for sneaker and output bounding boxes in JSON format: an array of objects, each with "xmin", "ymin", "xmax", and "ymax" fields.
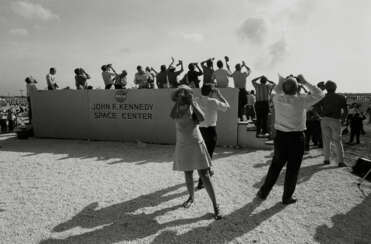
[
  {"xmin": 323, "ymin": 160, "xmax": 330, "ymax": 165},
  {"xmin": 263, "ymin": 133, "xmax": 270, "ymax": 137}
]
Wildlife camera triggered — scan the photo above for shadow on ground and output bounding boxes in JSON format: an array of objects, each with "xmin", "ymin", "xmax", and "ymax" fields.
[
  {"xmin": 0, "ymin": 136, "xmax": 259, "ymax": 165},
  {"xmin": 39, "ymin": 183, "xmax": 207, "ymax": 243},
  {"xmin": 152, "ymin": 197, "xmax": 286, "ymax": 243},
  {"xmin": 314, "ymin": 192, "xmax": 371, "ymax": 244}
]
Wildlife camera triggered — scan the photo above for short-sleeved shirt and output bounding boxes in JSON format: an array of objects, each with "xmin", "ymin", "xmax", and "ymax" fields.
[
  {"xmin": 26, "ymin": 83, "xmax": 37, "ymax": 97},
  {"xmin": 135, "ymin": 72, "xmax": 149, "ymax": 88},
  {"xmin": 252, "ymin": 82, "xmax": 274, "ymax": 101},
  {"xmin": 232, "ymin": 71, "xmax": 248, "ymax": 89},
  {"xmin": 212, "ymin": 69, "xmax": 231, "ymax": 88},
  {"xmin": 168, "ymin": 70, "xmax": 182, "ymax": 88},
  {"xmin": 202, "ymin": 66, "xmax": 214, "ymax": 84},
  {"xmin": 156, "ymin": 71, "xmax": 168, "ymax": 88},
  {"xmin": 102, "ymin": 71, "xmax": 115, "ymax": 86},
  {"xmin": 247, "ymin": 94, "xmax": 256, "ymax": 106},
  {"xmin": 316, "ymin": 93, "xmax": 347, "ymax": 119},
  {"xmin": 46, "ymin": 73, "xmax": 56, "ymax": 89}
]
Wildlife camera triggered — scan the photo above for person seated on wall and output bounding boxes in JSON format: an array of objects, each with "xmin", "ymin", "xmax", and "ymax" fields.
[
  {"xmin": 113, "ymin": 70, "xmax": 128, "ymax": 89},
  {"xmin": 186, "ymin": 62, "xmax": 203, "ymax": 88},
  {"xmin": 74, "ymin": 68, "xmax": 91, "ymax": 90},
  {"xmin": 134, "ymin": 65, "xmax": 149, "ymax": 89},
  {"xmin": 46, "ymin": 67, "xmax": 59, "ymax": 90},
  {"xmin": 101, "ymin": 64, "xmax": 118, "ymax": 90}
]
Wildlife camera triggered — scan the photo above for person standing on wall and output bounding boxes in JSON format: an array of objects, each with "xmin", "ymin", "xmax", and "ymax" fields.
[
  {"xmin": 46, "ymin": 67, "xmax": 58, "ymax": 90},
  {"xmin": 252, "ymin": 75, "xmax": 275, "ymax": 138},
  {"xmin": 186, "ymin": 63, "xmax": 203, "ymax": 88},
  {"xmin": 196, "ymin": 84, "xmax": 230, "ymax": 190},
  {"xmin": 168, "ymin": 61, "xmax": 184, "ymax": 88},
  {"xmin": 212, "ymin": 57, "xmax": 232, "ymax": 88},
  {"xmin": 101, "ymin": 64, "xmax": 117, "ymax": 90},
  {"xmin": 257, "ymin": 74, "xmax": 323, "ymax": 204},
  {"xmin": 316, "ymin": 81, "xmax": 348, "ymax": 167},
  {"xmin": 151, "ymin": 65, "xmax": 169, "ymax": 89},
  {"xmin": 200, "ymin": 58, "xmax": 215, "ymax": 85},
  {"xmin": 170, "ymin": 85, "xmax": 222, "ymax": 220},
  {"xmin": 134, "ymin": 65, "xmax": 149, "ymax": 89},
  {"xmin": 232, "ymin": 61, "xmax": 251, "ymax": 121}
]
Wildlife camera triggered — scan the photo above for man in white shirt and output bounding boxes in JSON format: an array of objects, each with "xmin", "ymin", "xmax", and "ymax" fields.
[
  {"xmin": 257, "ymin": 74, "xmax": 323, "ymax": 204},
  {"xmin": 46, "ymin": 67, "xmax": 58, "ymax": 90},
  {"xmin": 196, "ymin": 84, "xmax": 230, "ymax": 189},
  {"xmin": 212, "ymin": 57, "xmax": 232, "ymax": 88},
  {"xmin": 232, "ymin": 61, "xmax": 251, "ymax": 121}
]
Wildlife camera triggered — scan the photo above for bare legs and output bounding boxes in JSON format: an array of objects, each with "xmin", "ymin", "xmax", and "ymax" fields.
[
  {"xmin": 183, "ymin": 169, "xmax": 221, "ymax": 220},
  {"xmin": 184, "ymin": 171, "xmax": 194, "ymax": 208}
]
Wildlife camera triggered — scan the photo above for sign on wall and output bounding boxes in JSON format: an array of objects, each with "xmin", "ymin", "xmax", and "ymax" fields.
[{"xmin": 31, "ymin": 88, "xmax": 238, "ymax": 145}]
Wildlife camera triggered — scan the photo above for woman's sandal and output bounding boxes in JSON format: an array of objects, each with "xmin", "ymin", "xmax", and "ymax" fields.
[
  {"xmin": 182, "ymin": 197, "xmax": 194, "ymax": 208},
  {"xmin": 214, "ymin": 205, "xmax": 222, "ymax": 220}
]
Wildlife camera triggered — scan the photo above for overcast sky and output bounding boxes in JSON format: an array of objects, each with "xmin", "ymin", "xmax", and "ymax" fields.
[{"xmin": 0, "ymin": 0, "xmax": 370, "ymax": 95}]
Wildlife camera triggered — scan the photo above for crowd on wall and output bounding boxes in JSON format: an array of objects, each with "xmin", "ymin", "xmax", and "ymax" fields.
[{"xmin": 22, "ymin": 56, "xmax": 371, "ymax": 142}]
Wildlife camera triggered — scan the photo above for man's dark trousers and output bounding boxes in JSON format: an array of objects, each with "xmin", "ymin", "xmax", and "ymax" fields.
[
  {"xmin": 197, "ymin": 127, "xmax": 217, "ymax": 187},
  {"xmin": 254, "ymin": 101, "xmax": 270, "ymax": 135},
  {"xmin": 238, "ymin": 88, "xmax": 247, "ymax": 121},
  {"xmin": 258, "ymin": 130, "xmax": 305, "ymax": 201},
  {"xmin": 199, "ymin": 127, "xmax": 217, "ymax": 158}
]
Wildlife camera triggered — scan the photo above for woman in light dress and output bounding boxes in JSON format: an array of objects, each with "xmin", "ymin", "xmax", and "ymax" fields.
[{"xmin": 170, "ymin": 85, "xmax": 221, "ymax": 220}]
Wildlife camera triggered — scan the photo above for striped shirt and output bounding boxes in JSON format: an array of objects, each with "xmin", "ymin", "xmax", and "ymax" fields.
[{"xmin": 252, "ymin": 81, "xmax": 274, "ymax": 101}]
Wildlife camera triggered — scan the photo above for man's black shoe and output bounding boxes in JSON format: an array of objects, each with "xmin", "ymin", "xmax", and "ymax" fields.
[
  {"xmin": 282, "ymin": 198, "xmax": 297, "ymax": 205},
  {"xmin": 256, "ymin": 191, "xmax": 267, "ymax": 200}
]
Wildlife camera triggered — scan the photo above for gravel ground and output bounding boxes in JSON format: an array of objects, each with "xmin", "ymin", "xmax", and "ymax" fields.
[{"xmin": 0, "ymin": 125, "xmax": 370, "ymax": 244}]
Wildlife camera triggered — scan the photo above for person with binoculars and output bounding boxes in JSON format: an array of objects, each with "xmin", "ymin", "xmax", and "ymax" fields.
[
  {"xmin": 101, "ymin": 64, "xmax": 118, "ymax": 90},
  {"xmin": 74, "ymin": 68, "xmax": 91, "ymax": 90}
]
